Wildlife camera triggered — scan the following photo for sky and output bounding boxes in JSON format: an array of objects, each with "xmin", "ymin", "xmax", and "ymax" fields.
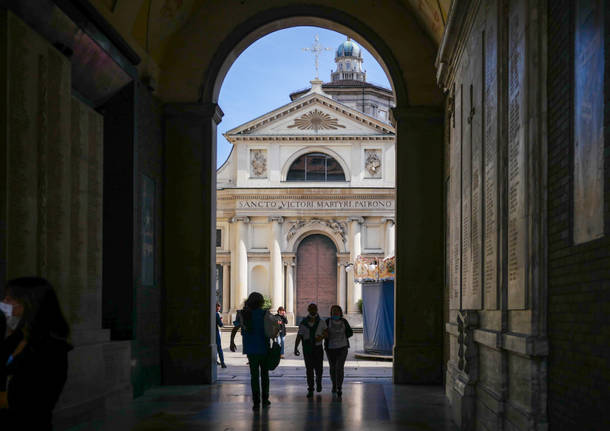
[{"xmin": 216, "ymin": 26, "xmax": 392, "ymax": 168}]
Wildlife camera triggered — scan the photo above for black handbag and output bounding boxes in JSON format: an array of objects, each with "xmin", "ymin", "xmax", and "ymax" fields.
[{"xmin": 266, "ymin": 340, "xmax": 281, "ymax": 370}]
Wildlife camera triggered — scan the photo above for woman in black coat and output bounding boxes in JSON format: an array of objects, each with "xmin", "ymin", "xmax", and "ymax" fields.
[{"xmin": 0, "ymin": 277, "xmax": 72, "ymax": 430}]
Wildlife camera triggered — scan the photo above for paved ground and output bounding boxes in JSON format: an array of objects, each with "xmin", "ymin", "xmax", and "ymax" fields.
[{"xmin": 217, "ymin": 331, "xmax": 393, "ymax": 382}]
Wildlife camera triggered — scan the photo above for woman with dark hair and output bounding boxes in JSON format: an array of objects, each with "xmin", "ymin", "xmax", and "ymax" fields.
[
  {"xmin": 324, "ymin": 305, "xmax": 353, "ymax": 399},
  {"xmin": 230, "ymin": 292, "xmax": 271, "ymax": 409},
  {"xmin": 0, "ymin": 277, "xmax": 72, "ymax": 430}
]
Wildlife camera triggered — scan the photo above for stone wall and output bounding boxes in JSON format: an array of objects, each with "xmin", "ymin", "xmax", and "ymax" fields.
[
  {"xmin": 438, "ymin": 0, "xmax": 548, "ymax": 429},
  {"xmin": 547, "ymin": 0, "xmax": 610, "ymax": 427},
  {"xmin": 100, "ymin": 81, "xmax": 163, "ymax": 397},
  {"xmin": 0, "ymin": 10, "xmax": 131, "ymax": 426}
]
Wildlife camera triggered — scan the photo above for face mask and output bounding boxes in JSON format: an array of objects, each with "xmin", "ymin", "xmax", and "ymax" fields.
[
  {"xmin": 331, "ymin": 315, "xmax": 341, "ymax": 321},
  {"xmin": 0, "ymin": 302, "xmax": 20, "ymax": 330}
]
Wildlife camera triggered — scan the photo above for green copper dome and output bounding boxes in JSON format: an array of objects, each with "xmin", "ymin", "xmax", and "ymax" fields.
[{"xmin": 336, "ymin": 38, "xmax": 362, "ymax": 58}]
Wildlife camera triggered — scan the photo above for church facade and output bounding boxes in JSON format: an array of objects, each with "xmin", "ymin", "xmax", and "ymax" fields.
[{"xmin": 216, "ymin": 39, "xmax": 396, "ymax": 324}]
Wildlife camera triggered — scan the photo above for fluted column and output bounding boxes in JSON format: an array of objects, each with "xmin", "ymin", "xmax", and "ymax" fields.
[
  {"xmin": 285, "ymin": 259, "xmax": 295, "ymax": 325},
  {"xmin": 222, "ymin": 264, "xmax": 230, "ymax": 314},
  {"xmin": 269, "ymin": 216, "xmax": 284, "ymax": 310},
  {"xmin": 233, "ymin": 216, "xmax": 250, "ymax": 309},
  {"xmin": 383, "ymin": 217, "xmax": 396, "ymax": 257},
  {"xmin": 337, "ymin": 262, "xmax": 347, "ymax": 311},
  {"xmin": 348, "ymin": 216, "xmax": 363, "ymax": 313}
]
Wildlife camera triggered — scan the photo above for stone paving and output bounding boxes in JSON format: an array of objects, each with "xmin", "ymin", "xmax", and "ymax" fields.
[{"xmin": 217, "ymin": 331, "xmax": 393, "ymax": 382}]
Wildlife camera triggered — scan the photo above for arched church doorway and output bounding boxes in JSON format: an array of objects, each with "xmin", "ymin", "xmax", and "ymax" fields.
[{"xmin": 296, "ymin": 234, "xmax": 338, "ymax": 321}]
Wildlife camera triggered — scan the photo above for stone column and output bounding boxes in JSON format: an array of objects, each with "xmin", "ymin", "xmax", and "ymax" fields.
[
  {"xmin": 337, "ymin": 262, "xmax": 347, "ymax": 312},
  {"xmin": 392, "ymin": 107, "xmax": 444, "ymax": 384},
  {"xmin": 268, "ymin": 216, "xmax": 284, "ymax": 310},
  {"xmin": 285, "ymin": 259, "xmax": 295, "ymax": 325},
  {"xmin": 347, "ymin": 216, "xmax": 363, "ymax": 313},
  {"xmin": 222, "ymin": 264, "xmax": 230, "ymax": 314},
  {"xmin": 383, "ymin": 217, "xmax": 396, "ymax": 258},
  {"xmin": 163, "ymin": 103, "xmax": 223, "ymax": 384},
  {"xmin": 232, "ymin": 216, "xmax": 250, "ymax": 309}
]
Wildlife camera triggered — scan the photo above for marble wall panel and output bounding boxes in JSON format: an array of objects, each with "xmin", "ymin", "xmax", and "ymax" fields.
[
  {"xmin": 449, "ymin": 85, "xmax": 462, "ymax": 309},
  {"xmin": 484, "ymin": 0, "xmax": 500, "ymax": 310},
  {"xmin": 573, "ymin": 0, "xmax": 605, "ymax": 244},
  {"xmin": 461, "ymin": 79, "xmax": 473, "ymax": 306},
  {"xmin": 507, "ymin": 0, "xmax": 528, "ymax": 310}
]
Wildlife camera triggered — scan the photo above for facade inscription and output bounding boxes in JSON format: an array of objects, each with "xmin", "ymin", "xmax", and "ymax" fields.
[{"xmin": 236, "ymin": 198, "xmax": 394, "ymax": 210}]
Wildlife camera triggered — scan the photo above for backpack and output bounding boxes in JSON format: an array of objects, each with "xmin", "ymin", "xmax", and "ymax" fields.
[{"xmin": 263, "ymin": 310, "xmax": 280, "ymax": 339}]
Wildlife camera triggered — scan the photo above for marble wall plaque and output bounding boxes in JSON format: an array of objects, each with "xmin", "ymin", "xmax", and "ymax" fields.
[
  {"xmin": 507, "ymin": 0, "xmax": 528, "ymax": 310},
  {"xmin": 464, "ymin": 28, "xmax": 484, "ymax": 310},
  {"xmin": 461, "ymin": 79, "xmax": 473, "ymax": 304},
  {"xmin": 574, "ymin": 0, "xmax": 605, "ymax": 244},
  {"xmin": 450, "ymin": 84, "xmax": 463, "ymax": 310},
  {"xmin": 484, "ymin": 0, "xmax": 499, "ymax": 310}
]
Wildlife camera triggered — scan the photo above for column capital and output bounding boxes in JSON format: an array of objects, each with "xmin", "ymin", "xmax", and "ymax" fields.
[
  {"xmin": 164, "ymin": 102, "xmax": 224, "ymax": 124},
  {"xmin": 231, "ymin": 216, "xmax": 250, "ymax": 224},
  {"xmin": 348, "ymin": 216, "xmax": 365, "ymax": 224},
  {"xmin": 381, "ymin": 217, "xmax": 396, "ymax": 225},
  {"xmin": 268, "ymin": 216, "xmax": 284, "ymax": 224}
]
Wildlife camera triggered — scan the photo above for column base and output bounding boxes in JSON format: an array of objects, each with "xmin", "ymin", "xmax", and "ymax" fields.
[
  {"xmin": 393, "ymin": 343, "xmax": 442, "ymax": 384},
  {"xmin": 344, "ymin": 312, "xmax": 363, "ymax": 328},
  {"xmin": 162, "ymin": 342, "xmax": 217, "ymax": 384}
]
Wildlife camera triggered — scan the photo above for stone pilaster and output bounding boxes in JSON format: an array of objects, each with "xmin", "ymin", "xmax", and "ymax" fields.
[
  {"xmin": 382, "ymin": 217, "xmax": 396, "ymax": 258},
  {"xmin": 222, "ymin": 263, "xmax": 230, "ymax": 314},
  {"xmin": 347, "ymin": 216, "xmax": 363, "ymax": 314},
  {"xmin": 163, "ymin": 102, "xmax": 223, "ymax": 384},
  {"xmin": 284, "ymin": 257, "xmax": 295, "ymax": 325}
]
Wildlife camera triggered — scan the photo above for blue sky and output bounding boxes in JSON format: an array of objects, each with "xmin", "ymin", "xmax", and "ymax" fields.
[{"xmin": 216, "ymin": 26, "xmax": 392, "ymax": 168}]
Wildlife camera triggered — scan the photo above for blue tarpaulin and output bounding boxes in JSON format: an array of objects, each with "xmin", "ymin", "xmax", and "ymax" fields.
[{"xmin": 361, "ymin": 280, "xmax": 394, "ymax": 355}]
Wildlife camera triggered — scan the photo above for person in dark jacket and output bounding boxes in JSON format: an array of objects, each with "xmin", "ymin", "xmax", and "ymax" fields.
[
  {"xmin": 230, "ymin": 292, "xmax": 271, "ymax": 409},
  {"xmin": 294, "ymin": 303, "xmax": 327, "ymax": 397},
  {"xmin": 274, "ymin": 306, "xmax": 288, "ymax": 358},
  {"xmin": 0, "ymin": 277, "xmax": 72, "ymax": 430},
  {"xmin": 216, "ymin": 303, "xmax": 227, "ymax": 368},
  {"xmin": 324, "ymin": 305, "xmax": 353, "ymax": 398}
]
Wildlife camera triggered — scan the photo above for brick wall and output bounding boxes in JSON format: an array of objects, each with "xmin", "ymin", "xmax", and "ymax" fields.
[{"xmin": 547, "ymin": 0, "xmax": 610, "ymax": 427}]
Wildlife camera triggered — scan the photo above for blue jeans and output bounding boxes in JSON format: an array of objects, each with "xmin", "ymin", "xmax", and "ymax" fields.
[
  {"xmin": 276, "ymin": 334, "xmax": 285, "ymax": 355},
  {"xmin": 216, "ymin": 330, "xmax": 225, "ymax": 365}
]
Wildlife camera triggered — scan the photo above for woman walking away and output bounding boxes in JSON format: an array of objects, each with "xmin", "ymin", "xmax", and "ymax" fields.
[
  {"xmin": 294, "ymin": 303, "xmax": 327, "ymax": 398},
  {"xmin": 230, "ymin": 292, "xmax": 271, "ymax": 409},
  {"xmin": 324, "ymin": 305, "xmax": 353, "ymax": 399},
  {"xmin": 216, "ymin": 303, "xmax": 227, "ymax": 368},
  {"xmin": 0, "ymin": 277, "xmax": 72, "ymax": 430},
  {"xmin": 275, "ymin": 306, "xmax": 288, "ymax": 359}
]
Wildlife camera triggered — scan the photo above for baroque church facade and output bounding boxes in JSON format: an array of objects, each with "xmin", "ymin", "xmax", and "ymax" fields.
[{"xmin": 216, "ymin": 39, "xmax": 396, "ymax": 324}]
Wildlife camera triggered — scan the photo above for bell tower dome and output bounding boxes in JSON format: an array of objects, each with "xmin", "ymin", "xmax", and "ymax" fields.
[{"xmin": 331, "ymin": 37, "xmax": 366, "ymax": 82}]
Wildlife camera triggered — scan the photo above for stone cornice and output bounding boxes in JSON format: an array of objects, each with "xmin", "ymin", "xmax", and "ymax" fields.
[
  {"xmin": 435, "ymin": 0, "xmax": 482, "ymax": 91},
  {"xmin": 228, "ymin": 135, "xmax": 394, "ymax": 142},
  {"xmin": 218, "ymin": 192, "xmax": 396, "ymax": 201}
]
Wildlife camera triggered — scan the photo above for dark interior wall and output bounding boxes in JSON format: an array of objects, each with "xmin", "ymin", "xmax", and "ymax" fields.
[
  {"xmin": 101, "ymin": 81, "xmax": 163, "ymax": 397},
  {"xmin": 547, "ymin": 1, "xmax": 610, "ymax": 427}
]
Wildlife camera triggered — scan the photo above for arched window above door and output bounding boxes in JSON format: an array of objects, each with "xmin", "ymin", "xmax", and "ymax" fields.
[{"xmin": 286, "ymin": 152, "xmax": 346, "ymax": 181}]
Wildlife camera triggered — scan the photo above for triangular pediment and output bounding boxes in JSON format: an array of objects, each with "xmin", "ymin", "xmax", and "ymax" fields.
[{"xmin": 224, "ymin": 93, "xmax": 395, "ymax": 141}]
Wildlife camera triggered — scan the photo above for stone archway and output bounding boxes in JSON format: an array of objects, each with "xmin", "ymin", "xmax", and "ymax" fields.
[
  {"xmin": 296, "ymin": 234, "xmax": 338, "ymax": 321},
  {"xmin": 162, "ymin": 4, "xmax": 444, "ymax": 385}
]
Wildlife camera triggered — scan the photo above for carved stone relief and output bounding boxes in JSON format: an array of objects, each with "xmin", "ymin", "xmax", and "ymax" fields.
[
  {"xmin": 250, "ymin": 149, "xmax": 267, "ymax": 177},
  {"xmin": 286, "ymin": 219, "xmax": 347, "ymax": 243},
  {"xmin": 287, "ymin": 109, "xmax": 346, "ymax": 131},
  {"xmin": 364, "ymin": 149, "xmax": 382, "ymax": 178}
]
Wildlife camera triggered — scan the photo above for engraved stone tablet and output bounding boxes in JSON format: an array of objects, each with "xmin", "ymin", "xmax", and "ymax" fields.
[
  {"xmin": 574, "ymin": 0, "xmax": 605, "ymax": 244},
  {"xmin": 484, "ymin": 0, "xmax": 499, "ymax": 310},
  {"xmin": 450, "ymin": 85, "xmax": 463, "ymax": 310},
  {"xmin": 461, "ymin": 80, "xmax": 472, "ymax": 305},
  {"xmin": 507, "ymin": 0, "xmax": 527, "ymax": 310}
]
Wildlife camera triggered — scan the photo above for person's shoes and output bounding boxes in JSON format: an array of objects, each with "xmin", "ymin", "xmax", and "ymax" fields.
[
  {"xmin": 316, "ymin": 384, "xmax": 322, "ymax": 393},
  {"xmin": 306, "ymin": 390, "xmax": 313, "ymax": 398},
  {"xmin": 280, "ymin": 355, "xmax": 284, "ymax": 359},
  {"xmin": 221, "ymin": 363, "xmax": 227, "ymax": 368},
  {"xmin": 262, "ymin": 400, "xmax": 271, "ymax": 407}
]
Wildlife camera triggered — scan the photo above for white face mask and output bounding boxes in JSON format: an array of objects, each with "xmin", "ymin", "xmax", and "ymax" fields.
[{"xmin": 0, "ymin": 302, "xmax": 21, "ymax": 330}]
